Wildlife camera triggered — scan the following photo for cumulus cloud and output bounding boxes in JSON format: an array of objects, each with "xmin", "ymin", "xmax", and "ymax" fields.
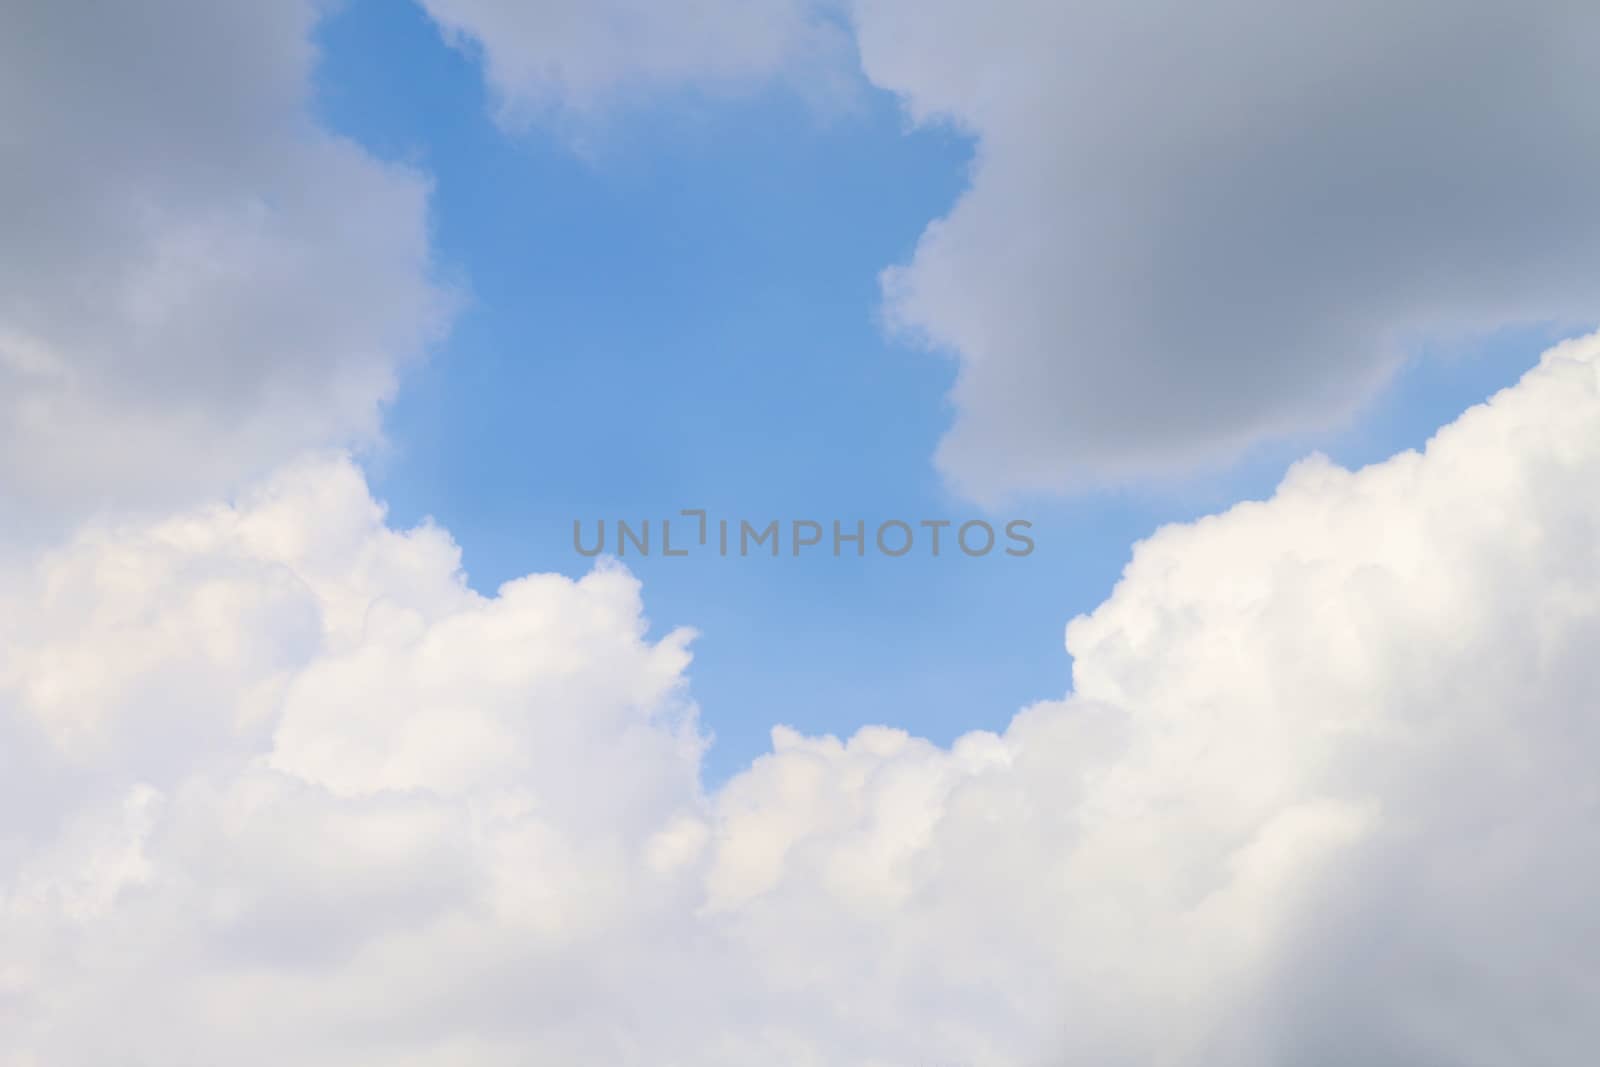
[
  {"xmin": 417, "ymin": 0, "xmax": 855, "ymax": 122},
  {"xmin": 0, "ymin": 0, "xmax": 449, "ymax": 530},
  {"xmin": 4, "ymin": 333, "xmax": 1599, "ymax": 1063},
  {"xmin": 0, "ymin": 457, "xmax": 709, "ymax": 1064},
  {"xmin": 849, "ymin": 0, "xmax": 1600, "ymax": 497}
]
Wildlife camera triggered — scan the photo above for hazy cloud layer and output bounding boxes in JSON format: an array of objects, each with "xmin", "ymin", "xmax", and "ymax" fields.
[
  {"xmin": 851, "ymin": 0, "xmax": 1600, "ymax": 496},
  {"xmin": 0, "ymin": 0, "xmax": 448, "ymax": 529},
  {"xmin": 417, "ymin": 0, "xmax": 854, "ymax": 121},
  {"xmin": 4, "ymin": 334, "xmax": 1598, "ymax": 1063}
]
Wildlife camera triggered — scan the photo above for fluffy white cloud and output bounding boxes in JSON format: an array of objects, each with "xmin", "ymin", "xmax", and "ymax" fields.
[
  {"xmin": 0, "ymin": 457, "xmax": 709, "ymax": 1064},
  {"xmin": 0, "ymin": 0, "xmax": 449, "ymax": 530},
  {"xmin": 4, "ymin": 333, "xmax": 1598, "ymax": 1064},
  {"xmin": 849, "ymin": 0, "xmax": 1600, "ymax": 497},
  {"xmin": 417, "ymin": 0, "xmax": 854, "ymax": 122}
]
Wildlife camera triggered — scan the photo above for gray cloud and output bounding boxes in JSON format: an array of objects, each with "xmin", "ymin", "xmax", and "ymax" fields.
[
  {"xmin": 0, "ymin": 0, "xmax": 449, "ymax": 530},
  {"xmin": 852, "ymin": 0, "xmax": 1600, "ymax": 496}
]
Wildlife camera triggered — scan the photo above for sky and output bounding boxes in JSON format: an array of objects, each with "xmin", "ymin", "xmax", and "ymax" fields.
[
  {"xmin": 320, "ymin": 0, "xmax": 1560, "ymax": 782},
  {"xmin": 4, "ymin": 1, "xmax": 1600, "ymax": 1063}
]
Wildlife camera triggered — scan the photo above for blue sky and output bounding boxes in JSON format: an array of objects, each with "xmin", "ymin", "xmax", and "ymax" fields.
[{"xmin": 311, "ymin": 0, "xmax": 1555, "ymax": 783}]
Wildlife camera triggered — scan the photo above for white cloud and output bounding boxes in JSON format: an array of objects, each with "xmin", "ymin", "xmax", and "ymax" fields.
[
  {"xmin": 0, "ymin": 0, "xmax": 450, "ymax": 531},
  {"xmin": 4, "ymin": 333, "xmax": 1599, "ymax": 1063},
  {"xmin": 0, "ymin": 456, "xmax": 710, "ymax": 1064},
  {"xmin": 849, "ymin": 0, "xmax": 1600, "ymax": 497},
  {"xmin": 417, "ymin": 0, "xmax": 855, "ymax": 123}
]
